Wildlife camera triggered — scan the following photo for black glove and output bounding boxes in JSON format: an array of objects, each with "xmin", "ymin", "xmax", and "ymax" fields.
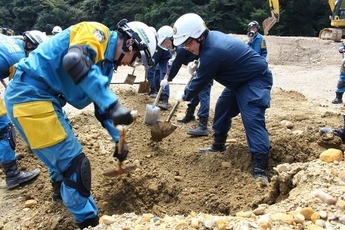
[
  {"xmin": 106, "ymin": 101, "xmax": 133, "ymax": 126},
  {"xmin": 113, "ymin": 142, "xmax": 128, "ymax": 162}
]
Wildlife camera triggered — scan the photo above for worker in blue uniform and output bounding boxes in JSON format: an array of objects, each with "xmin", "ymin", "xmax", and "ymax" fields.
[
  {"xmin": 0, "ymin": 31, "xmax": 47, "ymax": 189},
  {"xmin": 173, "ymin": 13, "xmax": 273, "ymax": 184},
  {"xmin": 147, "ymin": 35, "xmax": 172, "ymax": 110},
  {"xmin": 157, "ymin": 25, "xmax": 211, "ymax": 136},
  {"xmin": 4, "ymin": 20, "xmax": 156, "ymax": 228},
  {"xmin": 247, "ymin": 21, "xmax": 267, "ymax": 59}
]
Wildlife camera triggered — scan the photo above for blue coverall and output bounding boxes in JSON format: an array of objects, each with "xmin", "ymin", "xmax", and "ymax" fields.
[
  {"xmin": 0, "ymin": 34, "xmax": 25, "ymax": 164},
  {"xmin": 248, "ymin": 32, "xmax": 267, "ymax": 59},
  {"xmin": 147, "ymin": 45, "xmax": 172, "ymax": 100},
  {"xmin": 168, "ymin": 46, "xmax": 212, "ymax": 119},
  {"xmin": 4, "ymin": 22, "xmax": 121, "ymax": 224},
  {"xmin": 182, "ymin": 31, "xmax": 273, "ymax": 157}
]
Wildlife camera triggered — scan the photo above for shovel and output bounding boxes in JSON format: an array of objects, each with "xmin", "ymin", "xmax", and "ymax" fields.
[
  {"xmin": 138, "ymin": 69, "xmax": 151, "ymax": 94},
  {"xmin": 150, "ymin": 100, "xmax": 180, "ymax": 141},
  {"xmin": 124, "ymin": 67, "xmax": 136, "ymax": 85},
  {"xmin": 144, "ymin": 85, "xmax": 164, "ymax": 125},
  {"xmin": 103, "ymin": 111, "xmax": 138, "ymax": 177}
]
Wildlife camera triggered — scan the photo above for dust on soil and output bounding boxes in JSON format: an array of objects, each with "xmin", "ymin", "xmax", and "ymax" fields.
[{"xmin": 1, "ymin": 35, "xmax": 345, "ymax": 229}]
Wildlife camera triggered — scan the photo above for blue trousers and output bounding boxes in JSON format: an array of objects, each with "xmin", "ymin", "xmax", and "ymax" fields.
[
  {"xmin": 0, "ymin": 113, "xmax": 16, "ymax": 163},
  {"xmin": 188, "ymin": 82, "xmax": 212, "ymax": 119},
  {"xmin": 212, "ymin": 74, "xmax": 272, "ymax": 156},
  {"xmin": 147, "ymin": 60, "xmax": 170, "ymax": 99},
  {"xmin": 336, "ymin": 73, "xmax": 345, "ymax": 93}
]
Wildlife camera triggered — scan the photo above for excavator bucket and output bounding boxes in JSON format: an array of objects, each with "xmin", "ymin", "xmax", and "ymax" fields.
[{"xmin": 263, "ymin": 0, "xmax": 280, "ymax": 35}]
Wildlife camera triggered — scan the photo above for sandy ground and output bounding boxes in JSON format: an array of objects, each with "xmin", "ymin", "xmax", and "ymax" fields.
[{"xmin": 1, "ymin": 35, "xmax": 345, "ymax": 230}]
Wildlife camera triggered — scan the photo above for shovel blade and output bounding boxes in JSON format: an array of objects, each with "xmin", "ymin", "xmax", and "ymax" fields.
[
  {"xmin": 150, "ymin": 121, "xmax": 177, "ymax": 141},
  {"xmin": 138, "ymin": 81, "xmax": 150, "ymax": 94},
  {"xmin": 103, "ymin": 164, "xmax": 137, "ymax": 176},
  {"xmin": 144, "ymin": 104, "xmax": 160, "ymax": 125},
  {"xmin": 124, "ymin": 74, "xmax": 136, "ymax": 85}
]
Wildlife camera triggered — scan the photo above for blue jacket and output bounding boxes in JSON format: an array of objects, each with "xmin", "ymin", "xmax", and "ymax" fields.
[
  {"xmin": 184, "ymin": 31, "xmax": 269, "ymax": 101},
  {"xmin": 247, "ymin": 32, "xmax": 267, "ymax": 58},
  {"xmin": 0, "ymin": 34, "xmax": 25, "ymax": 80},
  {"xmin": 168, "ymin": 46, "xmax": 197, "ymax": 81}
]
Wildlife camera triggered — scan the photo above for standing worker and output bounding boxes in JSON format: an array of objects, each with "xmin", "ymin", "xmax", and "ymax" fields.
[
  {"xmin": 331, "ymin": 42, "xmax": 345, "ymax": 104},
  {"xmin": 247, "ymin": 21, "xmax": 267, "ymax": 59},
  {"xmin": 157, "ymin": 25, "xmax": 211, "ymax": 136},
  {"xmin": 4, "ymin": 20, "xmax": 156, "ymax": 228},
  {"xmin": 173, "ymin": 13, "xmax": 273, "ymax": 183},
  {"xmin": 0, "ymin": 31, "xmax": 47, "ymax": 188}
]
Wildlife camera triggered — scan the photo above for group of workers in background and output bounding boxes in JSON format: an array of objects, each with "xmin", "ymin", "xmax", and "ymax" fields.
[{"xmin": 0, "ymin": 14, "xmax": 273, "ymax": 229}]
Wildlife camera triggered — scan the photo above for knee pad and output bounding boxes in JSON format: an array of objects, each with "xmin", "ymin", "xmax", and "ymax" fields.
[{"xmin": 63, "ymin": 153, "xmax": 91, "ymax": 197}]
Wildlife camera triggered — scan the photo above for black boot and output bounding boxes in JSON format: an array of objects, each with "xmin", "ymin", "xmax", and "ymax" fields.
[
  {"xmin": 252, "ymin": 153, "xmax": 269, "ymax": 184},
  {"xmin": 51, "ymin": 181, "xmax": 62, "ymax": 201},
  {"xmin": 77, "ymin": 216, "xmax": 99, "ymax": 229},
  {"xmin": 198, "ymin": 133, "xmax": 227, "ymax": 153},
  {"xmin": 2, "ymin": 160, "xmax": 40, "ymax": 189},
  {"xmin": 177, "ymin": 106, "xmax": 195, "ymax": 123},
  {"xmin": 187, "ymin": 117, "xmax": 209, "ymax": 136},
  {"xmin": 332, "ymin": 92, "xmax": 343, "ymax": 104}
]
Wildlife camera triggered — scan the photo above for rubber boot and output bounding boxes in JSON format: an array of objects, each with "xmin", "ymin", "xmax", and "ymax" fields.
[
  {"xmin": 332, "ymin": 92, "xmax": 343, "ymax": 104},
  {"xmin": 158, "ymin": 96, "xmax": 169, "ymax": 110},
  {"xmin": 77, "ymin": 216, "xmax": 99, "ymax": 229},
  {"xmin": 177, "ymin": 106, "xmax": 195, "ymax": 123},
  {"xmin": 252, "ymin": 153, "xmax": 269, "ymax": 184},
  {"xmin": 51, "ymin": 181, "xmax": 62, "ymax": 201},
  {"xmin": 198, "ymin": 133, "xmax": 227, "ymax": 153},
  {"xmin": 187, "ymin": 117, "xmax": 209, "ymax": 136},
  {"xmin": 2, "ymin": 160, "xmax": 40, "ymax": 189}
]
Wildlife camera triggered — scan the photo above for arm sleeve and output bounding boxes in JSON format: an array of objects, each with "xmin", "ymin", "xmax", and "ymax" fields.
[
  {"xmin": 184, "ymin": 55, "xmax": 219, "ymax": 101},
  {"xmin": 168, "ymin": 50, "xmax": 185, "ymax": 81}
]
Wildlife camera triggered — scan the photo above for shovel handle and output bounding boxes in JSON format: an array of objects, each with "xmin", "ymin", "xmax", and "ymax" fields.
[
  {"xmin": 131, "ymin": 67, "xmax": 136, "ymax": 75},
  {"xmin": 153, "ymin": 85, "xmax": 164, "ymax": 107},
  {"xmin": 118, "ymin": 128, "xmax": 126, "ymax": 154},
  {"xmin": 166, "ymin": 101, "xmax": 180, "ymax": 122}
]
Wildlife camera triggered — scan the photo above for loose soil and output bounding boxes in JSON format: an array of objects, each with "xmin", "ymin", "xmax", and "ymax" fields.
[{"xmin": 1, "ymin": 34, "xmax": 345, "ymax": 229}]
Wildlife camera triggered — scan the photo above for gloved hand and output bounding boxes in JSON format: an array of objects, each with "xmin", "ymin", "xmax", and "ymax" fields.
[
  {"xmin": 106, "ymin": 101, "xmax": 134, "ymax": 126},
  {"xmin": 160, "ymin": 78, "xmax": 169, "ymax": 88},
  {"xmin": 187, "ymin": 60, "xmax": 199, "ymax": 75},
  {"xmin": 168, "ymin": 58, "xmax": 175, "ymax": 66},
  {"xmin": 113, "ymin": 142, "xmax": 128, "ymax": 162},
  {"xmin": 176, "ymin": 91, "xmax": 185, "ymax": 102},
  {"xmin": 339, "ymin": 47, "xmax": 345, "ymax": 53}
]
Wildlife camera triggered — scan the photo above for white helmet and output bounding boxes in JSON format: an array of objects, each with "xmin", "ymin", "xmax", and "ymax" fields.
[
  {"xmin": 117, "ymin": 19, "xmax": 157, "ymax": 66},
  {"xmin": 149, "ymin": 26, "xmax": 157, "ymax": 37},
  {"xmin": 157, "ymin": 25, "xmax": 173, "ymax": 50},
  {"xmin": 52, "ymin": 26, "xmax": 62, "ymax": 35},
  {"xmin": 173, "ymin": 13, "xmax": 207, "ymax": 46},
  {"xmin": 23, "ymin": 30, "xmax": 48, "ymax": 50}
]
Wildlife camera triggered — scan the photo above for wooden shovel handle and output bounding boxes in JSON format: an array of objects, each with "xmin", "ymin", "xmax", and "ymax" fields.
[
  {"xmin": 166, "ymin": 101, "xmax": 180, "ymax": 122},
  {"xmin": 153, "ymin": 85, "xmax": 164, "ymax": 107}
]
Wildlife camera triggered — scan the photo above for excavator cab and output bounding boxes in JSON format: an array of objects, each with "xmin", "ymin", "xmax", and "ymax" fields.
[
  {"xmin": 320, "ymin": 0, "xmax": 345, "ymax": 41},
  {"xmin": 262, "ymin": 0, "xmax": 280, "ymax": 35}
]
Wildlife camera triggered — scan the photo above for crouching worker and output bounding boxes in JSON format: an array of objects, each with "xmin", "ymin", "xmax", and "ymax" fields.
[
  {"xmin": 0, "ymin": 30, "xmax": 47, "ymax": 188},
  {"xmin": 173, "ymin": 13, "xmax": 273, "ymax": 184},
  {"xmin": 4, "ymin": 20, "xmax": 156, "ymax": 228}
]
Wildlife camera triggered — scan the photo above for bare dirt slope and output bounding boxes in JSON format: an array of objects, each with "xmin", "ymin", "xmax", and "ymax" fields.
[{"xmin": 1, "ymin": 35, "xmax": 345, "ymax": 230}]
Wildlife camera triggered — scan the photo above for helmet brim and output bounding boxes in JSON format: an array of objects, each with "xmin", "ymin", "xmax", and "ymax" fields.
[{"xmin": 173, "ymin": 34, "xmax": 189, "ymax": 47}]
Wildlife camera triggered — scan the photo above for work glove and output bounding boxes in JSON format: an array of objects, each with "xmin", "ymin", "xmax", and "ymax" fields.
[
  {"xmin": 176, "ymin": 91, "xmax": 185, "ymax": 102},
  {"xmin": 106, "ymin": 101, "xmax": 133, "ymax": 126},
  {"xmin": 168, "ymin": 58, "xmax": 175, "ymax": 66},
  {"xmin": 113, "ymin": 142, "xmax": 129, "ymax": 162},
  {"xmin": 160, "ymin": 78, "xmax": 169, "ymax": 88},
  {"xmin": 339, "ymin": 47, "xmax": 345, "ymax": 53},
  {"xmin": 187, "ymin": 60, "xmax": 199, "ymax": 75}
]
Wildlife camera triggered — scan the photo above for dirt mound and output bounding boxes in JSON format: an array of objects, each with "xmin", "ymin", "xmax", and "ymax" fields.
[{"xmin": 1, "ymin": 35, "xmax": 345, "ymax": 229}]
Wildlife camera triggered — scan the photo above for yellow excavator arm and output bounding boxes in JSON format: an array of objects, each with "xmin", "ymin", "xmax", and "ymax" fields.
[
  {"xmin": 262, "ymin": 0, "xmax": 280, "ymax": 35},
  {"xmin": 319, "ymin": 0, "xmax": 345, "ymax": 41}
]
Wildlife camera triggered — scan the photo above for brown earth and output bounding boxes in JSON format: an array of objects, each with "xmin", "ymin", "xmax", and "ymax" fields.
[{"xmin": 1, "ymin": 35, "xmax": 345, "ymax": 229}]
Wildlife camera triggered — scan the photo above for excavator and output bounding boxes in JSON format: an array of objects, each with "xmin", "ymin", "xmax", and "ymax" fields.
[
  {"xmin": 319, "ymin": 0, "xmax": 345, "ymax": 41},
  {"xmin": 262, "ymin": 0, "xmax": 280, "ymax": 35}
]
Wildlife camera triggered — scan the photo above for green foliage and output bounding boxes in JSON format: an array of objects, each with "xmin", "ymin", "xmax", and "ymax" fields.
[{"xmin": 0, "ymin": 0, "xmax": 340, "ymax": 37}]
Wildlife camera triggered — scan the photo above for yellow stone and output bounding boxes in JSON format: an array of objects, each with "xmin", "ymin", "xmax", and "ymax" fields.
[{"xmin": 319, "ymin": 148, "xmax": 343, "ymax": 162}]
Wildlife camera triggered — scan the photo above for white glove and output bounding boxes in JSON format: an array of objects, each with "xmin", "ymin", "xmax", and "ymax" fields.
[
  {"xmin": 176, "ymin": 91, "xmax": 185, "ymax": 102},
  {"xmin": 339, "ymin": 47, "xmax": 345, "ymax": 53},
  {"xmin": 187, "ymin": 60, "xmax": 199, "ymax": 75},
  {"xmin": 168, "ymin": 58, "xmax": 175, "ymax": 66},
  {"xmin": 160, "ymin": 78, "xmax": 169, "ymax": 88}
]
